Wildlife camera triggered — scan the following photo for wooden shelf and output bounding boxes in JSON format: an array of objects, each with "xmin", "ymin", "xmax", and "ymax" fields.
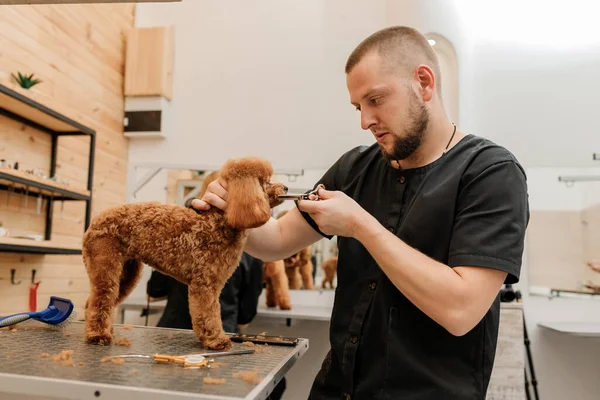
[
  {"xmin": 0, "ymin": 237, "xmax": 81, "ymax": 255},
  {"xmin": 0, "ymin": 83, "xmax": 94, "ymax": 136},
  {"xmin": 0, "ymin": 167, "xmax": 90, "ymax": 201},
  {"xmin": 0, "ymin": 81, "xmax": 96, "ymax": 250}
]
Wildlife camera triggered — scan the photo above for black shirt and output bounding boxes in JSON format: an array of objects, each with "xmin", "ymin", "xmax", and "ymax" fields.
[
  {"xmin": 298, "ymin": 134, "xmax": 529, "ymax": 400},
  {"xmin": 146, "ymin": 252, "xmax": 264, "ymax": 333}
]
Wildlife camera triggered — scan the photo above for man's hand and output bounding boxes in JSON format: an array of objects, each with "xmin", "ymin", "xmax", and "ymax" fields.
[
  {"xmin": 190, "ymin": 178, "xmax": 229, "ymax": 211},
  {"xmin": 584, "ymin": 281, "xmax": 600, "ymax": 293},
  {"xmin": 587, "ymin": 260, "xmax": 600, "ymax": 274},
  {"xmin": 297, "ymin": 187, "xmax": 369, "ymax": 237}
]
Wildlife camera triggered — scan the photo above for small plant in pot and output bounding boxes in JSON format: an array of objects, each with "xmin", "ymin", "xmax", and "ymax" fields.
[{"xmin": 11, "ymin": 72, "xmax": 42, "ymax": 89}]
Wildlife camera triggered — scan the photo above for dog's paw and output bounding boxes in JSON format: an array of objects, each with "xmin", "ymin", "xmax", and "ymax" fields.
[
  {"xmin": 86, "ymin": 334, "xmax": 112, "ymax": 346},
  {"xmin": 205, "ymin": 335, "xmax": 232, "ymax": 351},
  {"xmin": 279, "ymin": 301, "xmax": 292, "ymax": 310}
]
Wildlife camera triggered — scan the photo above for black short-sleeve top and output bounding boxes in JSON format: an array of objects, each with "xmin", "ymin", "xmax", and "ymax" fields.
[{"xmin": 299, "ymin": 134, "xmax": 530, "ymax": 400}]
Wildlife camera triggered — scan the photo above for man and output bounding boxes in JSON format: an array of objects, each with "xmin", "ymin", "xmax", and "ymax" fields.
[{"xmin": 192, "ymin": 26, "xmax": 529, "ymax": 399}]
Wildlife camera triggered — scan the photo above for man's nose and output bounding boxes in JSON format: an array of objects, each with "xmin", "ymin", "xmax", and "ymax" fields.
[{"xmin": 360, "ymin": 110, "xmax": 376, "ymax": 131}]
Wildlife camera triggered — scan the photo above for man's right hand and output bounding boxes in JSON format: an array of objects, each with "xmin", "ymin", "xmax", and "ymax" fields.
[
  {"xmin": 587, "ymin": 260, "xmax": 600, "ymax": 274},
  {"xmin": 190, "ymin": 178, "xmax": 229, "ymax": 211}
]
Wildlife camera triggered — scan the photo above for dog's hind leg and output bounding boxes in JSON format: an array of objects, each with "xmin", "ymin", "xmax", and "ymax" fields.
[
  {"xmin": 83, "ymin": 236, "xmax": 124, "ymax": 345},
  {"xmin": 115, "ymin": 259, "xmax": 143, "ymax": 305},
  {"xmin": 188, "ymin": 281, "xmax": 232, "ymax": 351}
]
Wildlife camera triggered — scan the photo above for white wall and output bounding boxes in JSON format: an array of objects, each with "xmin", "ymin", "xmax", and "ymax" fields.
[
  {"xmin": 130, "ymin": 0, "xmax": 384, "ymax": 171},
  {"xmin": 130, "ymin": 1, "xmax": 600, "ymax": 399},
  {"xmin": 526, "ymin": 168, "xmax": 592, "ymax": 211}
]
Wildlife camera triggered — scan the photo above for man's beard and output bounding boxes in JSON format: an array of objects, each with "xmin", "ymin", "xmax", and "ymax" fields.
[{"xmin": 380, "ymin": 94, "xmax": 429, "ymax": 161}]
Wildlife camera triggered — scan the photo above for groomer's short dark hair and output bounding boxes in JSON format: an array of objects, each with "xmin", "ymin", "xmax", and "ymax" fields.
[{"xmin": 345, "ymin": 26, "xmax": 442, "ymax": 94}]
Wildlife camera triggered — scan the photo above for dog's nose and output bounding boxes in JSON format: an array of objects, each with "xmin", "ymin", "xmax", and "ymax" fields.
[{"xmin": 283, "ymin": 185, "xmax": 288, "ymax": 192}]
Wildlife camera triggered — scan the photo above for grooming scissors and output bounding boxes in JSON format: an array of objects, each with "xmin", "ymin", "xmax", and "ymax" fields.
[{"xmin": 278, "ymin": 184, "xmax": 324, "ymax": 201}]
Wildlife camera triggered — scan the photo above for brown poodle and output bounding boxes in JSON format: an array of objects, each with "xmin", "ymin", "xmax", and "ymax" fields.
[
  {"xmin": 277, "ymin": 209, "xmax": 314, "ymax": 290},
  {"xmin": 82, "ymin": 157, "xmax": 287, "ymax": 350},
  {"xmin": 284, "ymin": 247, "xmax": 314, "ymax": 290},
  {"xmin": 263, "ymin": 260, "xmax": 292, "ymax": 310},
  {"xmin": 321, "ymin": 256, "xmax": 337, "ymax": 289}
]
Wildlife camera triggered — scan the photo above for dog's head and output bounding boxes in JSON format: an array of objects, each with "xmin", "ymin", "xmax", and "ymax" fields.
[{"xmin": 220, "ymin": 157, "xmax": 287, "ymax": 229}]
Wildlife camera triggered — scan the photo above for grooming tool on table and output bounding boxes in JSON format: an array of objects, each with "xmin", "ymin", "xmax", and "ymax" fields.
[
  {"xmin": 0, "ymin": 296, "xmax": 75, "ymax": 328},
  {"xmin": 104, "ymin": 349, "xmax": 255, "ymax": 367},
  {"xmin": 278, "ymin": 184, "xmax": 324, "ymax": 201},
  {"xmin": 230, "ymin": 333, "xmax": 299, "ymax": 346}
]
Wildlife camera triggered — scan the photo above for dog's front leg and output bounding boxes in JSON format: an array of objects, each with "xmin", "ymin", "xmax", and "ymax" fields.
[
  {"xmin": 273, "ymin": 268, "xmax": 292, "ymax": 310},
  {"xmin": 286, "ymin": 267, "xmax": 302, "ymax": 290},
  {"xmin": 188, "ymin": 282, "xmax": 232, "ymax": 350},
  {"xmin": 300, "ymin": 261, "xmax": 315, "ymax": 290}
]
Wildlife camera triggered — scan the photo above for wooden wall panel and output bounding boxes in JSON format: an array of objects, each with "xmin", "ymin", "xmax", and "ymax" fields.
[{"xmin": 0, "ymin": 4, "xmax": 135, "ymax": 318}]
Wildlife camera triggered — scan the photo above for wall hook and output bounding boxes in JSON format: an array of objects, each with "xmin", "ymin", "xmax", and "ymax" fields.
[
  {"xmin": 31, "ymin": 269, "xmax": 40, "ymax": 285},
  {"xmin": 10, "ymin": 269, "xmax": 21, "ymax": 285}
]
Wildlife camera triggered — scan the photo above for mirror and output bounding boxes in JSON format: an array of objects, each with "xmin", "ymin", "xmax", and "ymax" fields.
[
  {"xmin": 526, "ymin": 167, "xmax": 600, "ymax": 295},
  {"xmin": 271, "ymin": 169, "xmax": 338, "ymax": 291}
]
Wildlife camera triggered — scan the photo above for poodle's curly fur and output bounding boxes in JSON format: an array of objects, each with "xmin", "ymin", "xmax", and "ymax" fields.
[
  {"xmin": 321, "ymin": 256, "xmax": 337, "ymax": 289},
  {"xmin": 82, "ymin": 157, "xmax": 287, "ymax": 350}
]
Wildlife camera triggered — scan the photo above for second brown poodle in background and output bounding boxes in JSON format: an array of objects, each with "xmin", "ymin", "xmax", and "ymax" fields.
[
  {"xmin": 284, "ymin": 247, "xmax": 315, "ymax": 290},
  {"xmin": 263, "ymin": 260, "xmax": 292, "ymax": 310},
  {"xmin": 277, "ymin": 209, "xmax": 314, "ymax": 290},
  {"xmin": 82, "ymin": 157, "xmax": 287, "ymax": 350}
]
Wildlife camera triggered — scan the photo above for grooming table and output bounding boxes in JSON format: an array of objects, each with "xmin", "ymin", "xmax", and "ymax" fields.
[{"xmin": 0, "ymin": 321, "xmax": 308, "ymax": 400}]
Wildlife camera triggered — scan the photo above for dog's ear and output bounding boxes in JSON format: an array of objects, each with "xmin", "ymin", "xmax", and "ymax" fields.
[{"xmin": 225, "ymin": 176, "xmax": 271, "ymax": 229}]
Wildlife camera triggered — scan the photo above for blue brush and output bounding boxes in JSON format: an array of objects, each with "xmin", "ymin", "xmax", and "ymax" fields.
[{"xmin": 0, "ymin": 296, "xmax": 75, "ymax": 328}]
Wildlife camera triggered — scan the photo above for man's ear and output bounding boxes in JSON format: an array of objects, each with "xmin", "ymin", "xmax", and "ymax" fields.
[
  {"xmin": 415, "ymin": 64, "xmax": 435, "ymax": 102},
  {"xmin": 225, "ymin": 176, "xmax": 271, "ymax": 229}
]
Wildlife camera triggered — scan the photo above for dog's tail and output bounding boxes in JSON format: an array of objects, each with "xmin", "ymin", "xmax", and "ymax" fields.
[{"xmin": 116, "ymin": 259, "xmax": 143, "ymax": 305}]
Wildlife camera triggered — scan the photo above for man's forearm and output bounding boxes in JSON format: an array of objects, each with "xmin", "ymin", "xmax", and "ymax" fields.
[
  {"xmin": 244, "ymin": 208, "xmax": 324, "ymax": 262},
  {"xmin": 353, "ymin": 212, "xmax": 504, "ymax": 336},
  {"xmin": 244, "ymin": 217, "xmax": 287, "ymax": 261}
]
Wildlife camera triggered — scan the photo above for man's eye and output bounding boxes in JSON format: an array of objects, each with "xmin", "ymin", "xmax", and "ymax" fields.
[{"xmin": 370, "ymin": 97, "xmax": 381, "ymax": 105}]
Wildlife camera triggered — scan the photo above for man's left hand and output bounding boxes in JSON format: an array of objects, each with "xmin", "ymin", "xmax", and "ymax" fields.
[{"xmin": 297, "ymin": 187, "xmax": 367, "ymax": 237}]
